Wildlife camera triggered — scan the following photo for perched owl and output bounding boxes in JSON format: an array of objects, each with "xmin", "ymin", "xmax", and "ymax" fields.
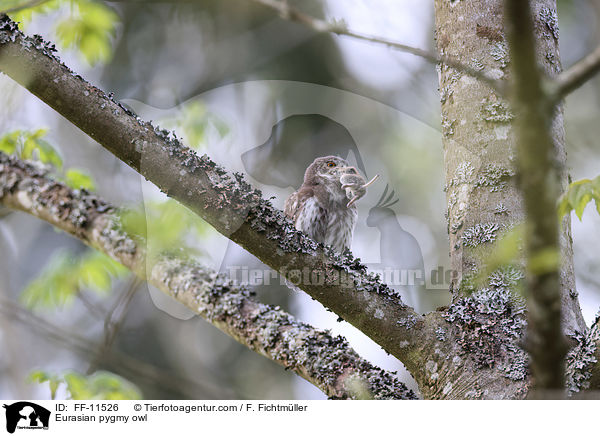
[{"xmin": 284, "ymin": 156, "xmax": 377, "ymax": 252}]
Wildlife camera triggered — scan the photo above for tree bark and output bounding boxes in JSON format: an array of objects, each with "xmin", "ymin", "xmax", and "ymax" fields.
[{"xmin": 434, "ymin": 0, "xmax": 586, "ymax": 397}]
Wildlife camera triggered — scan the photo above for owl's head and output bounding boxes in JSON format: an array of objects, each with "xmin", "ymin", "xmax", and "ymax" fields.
[{"xmin": 304, "ymin": 156, "xmax": 357, "ymax": 186}]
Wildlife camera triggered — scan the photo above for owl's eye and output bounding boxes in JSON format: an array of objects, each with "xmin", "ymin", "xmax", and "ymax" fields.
[{"xmin": 326, "ymin": 161, "xmax": 336, "ymax": 168}]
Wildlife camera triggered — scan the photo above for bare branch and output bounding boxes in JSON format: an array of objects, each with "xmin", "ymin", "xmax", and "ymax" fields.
[
  {"xmin": 87, "ymin": 276, "xmax": 142, "ymax": 374},
  {"xmin": 0, "ymin": 152, "xmax": 416, "ymax": 400},
  {"xmin": 551, "ymin": 44, "xmax": 600, "ymax": 102},
  {"xmin": 248, "ymin": 0, "xmax": 505, "ymax": 94},
  {"xmin": 0, "ymin": 296, "xmax": 235, "ymax": 399},
  {"xmin": 504, "ymin": 0, "xmax": 568, "ymax": 396},
  {"xmin": 0, "ymin": 16, "xmax": 436, "ymax": 381}
]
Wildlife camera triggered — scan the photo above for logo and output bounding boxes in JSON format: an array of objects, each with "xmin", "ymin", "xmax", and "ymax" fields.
[{"xmin": 2, "ymin": 402, "xmax": 50, "ymax": 434}]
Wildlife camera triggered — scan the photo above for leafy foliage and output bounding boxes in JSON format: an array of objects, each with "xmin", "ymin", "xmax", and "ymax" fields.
[
  {"xmin": 120, "ymin": 199, "xmax": 210, "ymax": 261},
  {"xmin": 160, "ymin": 101, "xmax": 230, "ymax": 150},
  {"xmin": 2, "ymin": 0, "xmax": 61, "ymax": 24},
  {"xmin": 0, "ymin": 129, "xmax": 96, "ymax": 190},
  {"xmin": 5, "ymin": 0, "xmax": 118, "ymax": 65},
  {"xmin": 55, "ymin": 0, "xmax": 118, "ymax": 65},
  {"xmin": 0, "ymin": 129, "xmax": 63, "ymax": 168},
  {"xmin": 558, "ymin": 176, "xmax": 600, "ymax": 220},
  {"xmin": 21, "ymin": 249, "xmax": 128, "ymax": 310},
  {"xmin": 30, "ymin": 370, "xmax": 142, "ymax": 400}
]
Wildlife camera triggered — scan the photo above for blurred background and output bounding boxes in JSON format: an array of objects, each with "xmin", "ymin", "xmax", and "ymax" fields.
[{"xmin": 0, "ymin": 0, "xmax": 598, "ymax": 400}]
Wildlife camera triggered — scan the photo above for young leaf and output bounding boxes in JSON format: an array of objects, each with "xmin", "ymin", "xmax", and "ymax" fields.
[
  {"xmin": 120, "ymin": 199, "xmax": 211, "ymax": 262},
  {"xmin": 558, "ymin": 176, "xmax": 600, "ymax": 221},
  {"xmin": 55, "ymin": 0, "xmax": 118, "ymax": 65},
  {"xmin": 29, "ymin": 370, "xmax": 142, "ymax": 400},
  {"xmin": 63, "ymin": 370, "xmax": 142, "ymax": 400},
  {"xmin": 20, "ymin": 249, "xmax": 128, "ymax": 310},
  {"xmin": 29, "ymin": 370, "xmax": 63, "ymax": 400},
  {"xmin": 64, "ymin": 168, "xmax": 96, "ymax": 190}
]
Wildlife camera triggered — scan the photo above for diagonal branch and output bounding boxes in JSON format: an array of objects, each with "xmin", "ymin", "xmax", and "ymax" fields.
[
  {"xmin": 0, "ymin": 15, "xmax": 439, "ymax": 383},
  {"xmin": 248, "ymin": 0, "xmax": 505, "ymax": 94},
  {"xmin": 550, "ymin": 44, "xmax": 600, "ymax": 102},
  {"xmin": 0, "ymin": 152, "xmax": 416, "ymax": 400}
]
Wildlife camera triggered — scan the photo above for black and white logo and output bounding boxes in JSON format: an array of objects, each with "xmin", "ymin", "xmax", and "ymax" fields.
[{"xmin": 3, "ymin": 402, "xmax": 50, "ymax": 434}]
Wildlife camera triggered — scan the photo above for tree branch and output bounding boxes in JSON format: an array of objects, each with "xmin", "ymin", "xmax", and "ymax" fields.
[
  {"xmin": 0, "ymin": 152, "xmax": 416, "ymax": 400},
  {"xmin": 551, "ymin": 44, "xmax": 600, "ymax": 102},
  {"xmin": 247, "ymin": 0, "xmax": 505, "ymax": 94},
  {"xmin": 0, "ymin": 15, "xmax": 437, "ymax": 383},
  {"xmin": 504, "ymin": 0, "xmax": 568, "ymax": 396}
]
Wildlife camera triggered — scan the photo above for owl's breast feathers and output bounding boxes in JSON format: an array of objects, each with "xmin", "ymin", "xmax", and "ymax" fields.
[{"xmin": 284, "ymin": 184, "xmax": 357, "ymax": 252}]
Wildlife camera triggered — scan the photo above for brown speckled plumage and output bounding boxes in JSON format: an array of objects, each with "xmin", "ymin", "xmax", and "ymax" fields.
[{"xmin": 285, "ymin": 156, "xmax": 360, "ymax": 252}]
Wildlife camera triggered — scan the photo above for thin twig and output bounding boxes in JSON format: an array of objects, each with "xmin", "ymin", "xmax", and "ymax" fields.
[
  {"xmin": 87, "ymin": 276, "xmax": 142, "ymax": 374},
  {"xmin": 249, "ymin": 0, "xmax": 505, "ymax": 94},
  {"xmin": 75, "ymin": 290, "xmax": 108, "ymax": 320},
  {"xmin": 0, "ymin": 296, "xmax": 238, "ymax": 399},
  {"xmin": 551, "ymin": 44, "xmax": 600, "ymax": 102}
]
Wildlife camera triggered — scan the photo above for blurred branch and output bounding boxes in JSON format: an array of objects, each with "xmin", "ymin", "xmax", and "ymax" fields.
[
  {"xmin": 551, "ymin": 44, "xmax": 600, "ymax": 102},
  {"xmin": 0, "ymin": 0, "xmax": 51, "ymax": 14},
  {"xmin": 504, "ymin": 0, "xmax": 567, "ymax": 397},
  {"xmin": 248, "ymin": 0, "xmax": 505, "ymax": 94},
  {"xmin": 0, "ymin": 16, "xmax": 436, "ymax": 385},
  {"xmin": 0, "ymin": 152, "xmax": 416, "ymax": 400},
  {"xmin": 87, "ymin": 276, "xmax": 142, "ymax": 374},
  {"xmin": 75, "ymin": 290, "xmax": 108, "ymax": 320},
  {"xmin": 0, "ymin": 296, "xmax": 234, "ymax": 399}
]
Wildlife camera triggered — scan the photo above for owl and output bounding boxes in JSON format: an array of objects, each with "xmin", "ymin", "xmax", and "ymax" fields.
[{"xmin": 284, "ymin": 156, "xmax": 377, "ymax": 252}]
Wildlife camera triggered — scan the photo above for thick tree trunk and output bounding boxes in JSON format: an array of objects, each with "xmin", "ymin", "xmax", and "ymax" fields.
[
  {"xmin": 434, "ymin": 0, "xmax": 584, "ymax": 335},
  {"xmin": 432, "ymin": 0, "xmax": 588, "ymax": 398}
]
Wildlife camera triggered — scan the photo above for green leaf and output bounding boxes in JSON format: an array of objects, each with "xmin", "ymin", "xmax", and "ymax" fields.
[
  {"xmin": 0, "ymin": 129, "xmax": 63, "ymax": 168},
  {"xmin": 4, "ymin": 0, "xmax": 62, "ymax": 27},
  {"xmin": 558, "ymin": 176, "xmax": 600, "ymax": 221},
  {"xmin": 120, "ymin": 199, "xmax": 211, "ymax": 262},
  {"xmin": 30, "ymin": 370, "xmax": 141, "ymax": 400},
  {"xmin": 29, "ymin": 370, "xmax": 63, "ymax": 400},
  {"xmin": 64, "ymin": 168, "xmax": 96, "ymax": 190},
  {"xmin": 159, "ymin": 101, "xmax": 230, "ymax": 150},
  {"xmin": 63, "ymin": 370, "xmax": 142, "ymax": 400},
  {"xmin": 54, "ymin": 0, "xmax": 118, "ymax": 66},
  {"xmin": 20, "ymin": 249, "xmax": 128, "ymax": 310}
]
